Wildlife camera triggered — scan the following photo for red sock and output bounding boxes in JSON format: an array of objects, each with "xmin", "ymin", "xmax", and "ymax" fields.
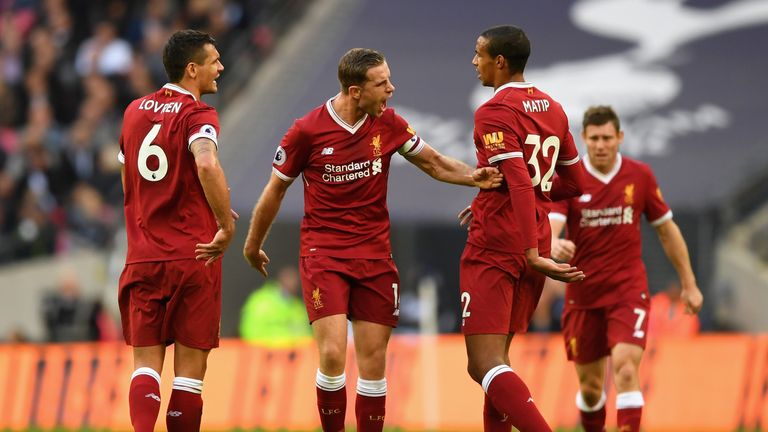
[
  {"xmin": 356, "ymin": 377, "xmax": 387, "ymax": 432},
  {"xmin": 483, "ymin": 393, "xmax": 512, "ymax": 432},
  {"xmin": 616, "ymin": 391, "xmax": 644, "ymax": 432},
  {"xmin": 581, "ymin": 407, "xmax": 607, "ymax": 432},
  {"xmin": 483, "ymin": 365, "xmax": 551, "ymax": 432},
  {"xmin": 166, "ymin": 377, "xmax": 203, "ymax": 432},
  {"xmin": 577, "ymin": 391, "xmax": 606, "ymax": 432},
  {"xmin": 317, "ymin": 387, "xmax": 347, "ymax": 431},
  {"xmin": 129, "ymin": 368, "xmax": 161, "ymax": 432},
  {"xmin": 316, "ymin": 370, "xmax": 347, "ymax": 432}
]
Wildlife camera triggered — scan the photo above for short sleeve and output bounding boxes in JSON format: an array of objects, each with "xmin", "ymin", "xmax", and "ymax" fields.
[
  {"xmin": 387, "ymin": 111, "xmax": 423, "ymax": 157},
  {"xmin": 273, "ymin": 121, "xmax": 310, "ymax": 180},
  {"xmin": 557, "ymin": 131, "xmax": 580, "ymax": 166},
  {"xmin": 186, "ymin": 106, "xmax": 220, "ymax": 149},
  {"xmin": 475, "ymin": 104, "xmax": 523, "ymax": 165},
  {"xmin": 643, "ymin": 165, "xmax": 672, "ymax": 226}
]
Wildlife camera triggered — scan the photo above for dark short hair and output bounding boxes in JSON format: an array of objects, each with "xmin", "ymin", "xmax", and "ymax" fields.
[
  {"xmin": 582, "ymin": 106, "xmax": 621, "ymax": 132},
  {"xmin": 163, "ymin": 30, "xmax": 216, "ymax": 83},
  {"xmin": 337, "ymin": 48, "xmax": 385, "ymax": 94},
  {"xmin": 480, "ymin": 25, "xmax": 530, "ymax": 75}
]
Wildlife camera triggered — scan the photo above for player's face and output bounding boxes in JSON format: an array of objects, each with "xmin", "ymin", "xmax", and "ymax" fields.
[
  {"xmin": 582, "ymin": 122, "xmax": 623, "ymax": 173},
  {"xmin": 473, "ymin": 36, "xmax": 495, "ymax": 87},
  {"xmin": 357, "ymin": 62, "xmax": 395, "ymax": 118},
  {"xmin": 196, "ymin": 43, "xmax": 224, "ymax": 95}
]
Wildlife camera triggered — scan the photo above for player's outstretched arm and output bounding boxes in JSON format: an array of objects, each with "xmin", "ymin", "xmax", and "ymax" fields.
[
  {"xmin": 191, "ymin": 137, "xmax": 236, "ymax": 266},
  {"xmin": 243, "ymin": 172, "xmax": 292, "ymax": 277},
  {"xmin": 406, "ymin": 143, "xmax": 502, "ymax": 189},
  {"xmin": 655, "ymin": 219, "xmax": 703, "ymax": 314},
  {"xmin": 526, "ymin": 248, "xmax": 585, "ymax": 283}
]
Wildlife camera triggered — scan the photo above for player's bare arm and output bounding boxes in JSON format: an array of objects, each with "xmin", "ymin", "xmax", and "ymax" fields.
[
  {"xmin": 406, "ymin": 143, "xmax": 503, "ymax": 189},
  {"xmin": 191, "ymin": 137, "xmax": 235, "ymax": 265},
  {"xmin": 655, "ymin": 219, "xmax": 704, "ymax": 314},
  {"xmin": 243, "ymin": 172, "xmax": 293, "ymax": 277}
]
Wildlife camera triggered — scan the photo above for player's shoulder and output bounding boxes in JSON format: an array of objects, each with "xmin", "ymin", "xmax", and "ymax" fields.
[
  {"xmin": 621, "ymin": 155, "xmax": 653, "ymax": 173},
  {"xmin": 293, "ymin": 104, "xmax": 327, "ymax": 135}
]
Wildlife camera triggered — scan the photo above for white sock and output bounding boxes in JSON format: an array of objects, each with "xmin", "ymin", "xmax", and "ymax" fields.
[
  {"xmin": 616, "ymin": 391, "xmax": 645, "ymax": 409},
  {"xmin": 131, "ymin": 367, "xmax": 161, "ymax": 385},
  {"xmin": 357, "ymin": 377, "xmax": 387, "ymax": 397},
  {"xmin": 316, "ymin": 369, "xmax": 346, "ymax": 391},
  {"xmin": 481, "ymin": 364, "xmax": 514, "ymax": 394},
  {"xmin": 172, "ymin": 377, "xmax": 203, "ymax": 394},
  {"xmin": 576, "ymin": 391, "xmax": 607, "ymax": 412}
]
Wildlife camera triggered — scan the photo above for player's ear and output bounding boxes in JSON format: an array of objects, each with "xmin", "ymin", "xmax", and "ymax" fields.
[
  {"xmin": 349, "ymin": 85, "xmax": 362, "ymax": 100},
  {"xmin": 186, "ymin": 62, "xmax": 198, "ymax": 80},
  {"xmin": 495, "ymin": 54, "xmax": 505, "ymax": 70}
]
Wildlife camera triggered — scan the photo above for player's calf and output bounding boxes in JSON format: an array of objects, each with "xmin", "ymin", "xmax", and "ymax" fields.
[{"xmin": 129, "ymin": 367, "xmax": 162, "ymax": 432}]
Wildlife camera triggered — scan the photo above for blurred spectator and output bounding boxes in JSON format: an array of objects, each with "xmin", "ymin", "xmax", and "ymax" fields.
[
  {"xmin": 648, "ymin": 280, "xmax": 700, "ymax": 337},
  {"xmin": 239, "ymin": 265, "xmax": 312, "ymax": 347},
  {"xmin": 40, "ymin": 268, "xmax": 100, "ymax": 342}
]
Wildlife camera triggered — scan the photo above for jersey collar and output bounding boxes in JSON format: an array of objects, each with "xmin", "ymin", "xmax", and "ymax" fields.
[
  {"xmin": 584, "ymin": 153, "xmax": 623, "ymax": 184},
  {"xmin": 494, "ymin": 81, "xmax": 534, "ymax": 95},
  {"xmin": 163, "ymin": 83, "xmax": 197, "ymax": 101},
  {"xmin": 326, "ymin": 94, "xmax": 368, "ymax": 134}
]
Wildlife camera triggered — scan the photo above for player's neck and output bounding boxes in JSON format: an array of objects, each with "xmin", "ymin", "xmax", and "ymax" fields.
[
  {"xmin": 173, "ymin": 80, "xmax": 201, "ymax": 101},
  {"xmin": 332, "ymin": 94, "xmax": 365, "ymax": 125},
  {"xmin": 494, "ymin": 72, "xmax": 525, "ymax": 90}
]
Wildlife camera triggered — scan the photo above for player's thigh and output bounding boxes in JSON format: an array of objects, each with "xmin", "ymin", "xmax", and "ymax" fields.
[
  {"xmin": 352, "ymin": 320, "xmax": 392, "ymax": 379},
  {"xmin": 348, "ymin": 258, "xmax": 400, "ymax": 327},
  {"xmin": 300, "ymin": 255, "xmax": 352, "ymax": 323},
  {"xmin": 459, "ymin": 244, "xmax": 526, "ymax": 335},
  {"xmin": 574, "ymin": 357, "xmax": 607, "ymax": 390},
  {"xmin": 605, "ymin": 297, "xmax": 650, "ymax": 352},
  {"xmin": 118, "ymin": 262, "xmax": 169, "ymax": 347},
  {"xmin": 514, "ymin": 262, "xmax": 548, "ymax": 332},
  {"xmin": 166, "ymin": 259, "xmax": 222, "ymax": 350},
  {"xmin": 562, "ymin": 307, "xmax": 610, "ymax": 364},
  {"xmin": 311, "ymin": 314, "xmax": 349, "ymax": 374}
]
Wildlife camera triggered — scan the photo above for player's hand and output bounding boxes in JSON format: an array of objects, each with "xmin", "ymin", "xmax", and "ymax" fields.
[
  {"xmin": 458, "ymin": 205, "xmax": 473, "ymax": 229},
  {"xmin": 529, "ymin": 256, "xmax": 585, "ymax": 283},
  {"xmin": 472, "ymin": 167, "xmax": 503, "ymax": 190},
  {"xmin": 230, "ymin": 209, "xmax": 240, "ymax": 221},
  {"xmin": 681, "ymin": 284, "xmax": 703, "ymax": 314},
  {"xmin": 195, "ymin": 227, "xmax": 234, "ymax": 266},
  {"xmin": 243, "ymin": 245, "xmax": 270, "ymax": 277},
  {"xmin": 551, "ymin": 238, "xmax": 576, "ymax": 262}
]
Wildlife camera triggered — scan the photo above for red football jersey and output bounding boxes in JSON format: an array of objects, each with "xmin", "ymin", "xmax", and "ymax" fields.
[
  {"xmin": 550, "ymin": 154, "xmax": 672, "ymax": 308},
  {"xmin": 468, "ymin": 82, "xmax": 580, "ymax": 254},
  {"xmin": 273, "ymin": 96, "xmax": 421, "ymax": 258},
  {"xmin": 119, "ymin": 83, "xmax": 220, "ymax": 264}
]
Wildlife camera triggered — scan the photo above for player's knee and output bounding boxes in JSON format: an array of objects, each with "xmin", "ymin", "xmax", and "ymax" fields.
[
  {"xmin": 318, "ymin": 344, "xmax": 346, "ymax": 372},
  {"xmin": 580, "ymin": 386, "xmax": 603, "ymax": 407},
  {"xmin": 613, "ymin": 360, "xmax": 637, "ymax": 389},
  {"xmin": 466, "ymin": 359, "xmax": 495, "ymax": 384}
]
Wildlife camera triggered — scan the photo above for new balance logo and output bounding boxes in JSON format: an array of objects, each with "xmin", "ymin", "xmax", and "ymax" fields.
[
  {"xmin": 527, "ymin": 397, "xmax": 534, "ymax": 403},
  {"xmin": 167, "ymin": 411, "xmax": 182, "ymax": 417},
  {"xmin": 321, "ymin": 147, "xmax": 334, "ymax": 155},
  {"xmin": 145, "ymin": 393, "xmax": 161, "ymax": 402},
  {"xmin": 501, "ymin": 414, "xmax": 509, "ymax": 422}
]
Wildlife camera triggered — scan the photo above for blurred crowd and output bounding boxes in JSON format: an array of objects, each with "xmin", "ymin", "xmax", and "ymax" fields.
[{"xmin": 0, "ymin": 0, "xmax": 308, "ymax": 265}]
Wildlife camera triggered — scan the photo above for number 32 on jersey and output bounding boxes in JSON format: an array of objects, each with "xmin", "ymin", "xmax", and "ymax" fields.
[{"xmin": 524, "ymin": 134, "xmax": 560, "ymax": 192}]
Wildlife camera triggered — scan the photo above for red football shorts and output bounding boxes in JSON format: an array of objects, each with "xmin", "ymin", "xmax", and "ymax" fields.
[
  {"xmin": 459, "ymin": 243, "xmax": 545, "ymax": 335},
  {"xmin": 299, "ymin": 255, "xmax": 400, "ymax": 327},
  {"xmin": 561, "ymin": 297, "xmax": 650, "ymax": 364},
  {"xmin": 118, "ymin": 259, "xmax": 222, "ymax": 350}
]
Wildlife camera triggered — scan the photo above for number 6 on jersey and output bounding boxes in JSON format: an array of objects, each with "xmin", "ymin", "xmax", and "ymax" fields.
[{"xmin": 138, "ymin": 124, "xmax": 168, "ymax": 182}]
